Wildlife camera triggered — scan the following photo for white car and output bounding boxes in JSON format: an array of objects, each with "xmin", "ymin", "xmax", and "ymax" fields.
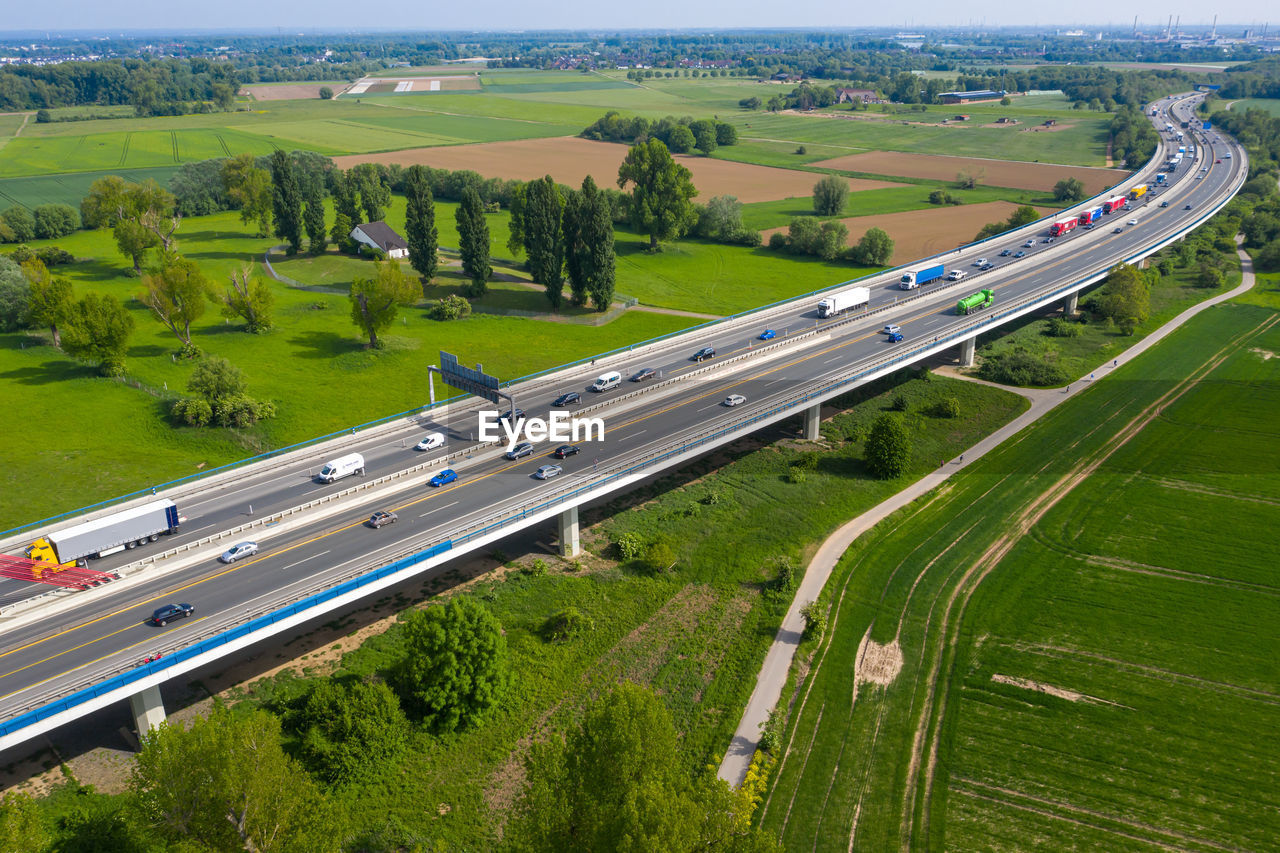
[
  {"xmin": 723, "ymin": 394, "xmax": 746, "ymax": 407},
  {"xmin": 947, "ymin": 270, "xmax": 966, "ymax": 281},
  {"xmin": 1023, "ymin": 239, "xmax": 1036, "ymax": 248},
  {"xmin": 414, "ymin": 432, "xmax": 445, "ymax": 451},
  {"xmin": 534, "ymin": 464, "xmax": 562, "ymax": 480},
  {"xmin": 883, "ymin": 324, "xmax": 902, "ymax": 335},
  {"xmin": 1127, "ymin": 219, "xmax": 1138, "ymax": 226},
  {"xmin": 220, "ymin": 542, "xmax": 259, "ymax": 563},
  {"xmin": 972, "ymin": 257, "xmax": 989, "ymax": 267}
]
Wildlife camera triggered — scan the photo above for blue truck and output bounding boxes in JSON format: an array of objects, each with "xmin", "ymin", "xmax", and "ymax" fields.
[
  {"xmin": 1076, "ymin": 207, "xmax": 1103, "ymax": 226},
  {"xmin": 899, "ymin": 263, "xmax": 945, "ymax": 290},
  {"xmin": 1155, "ymin": 173, "xmax": 1167, "ymax": 185}
]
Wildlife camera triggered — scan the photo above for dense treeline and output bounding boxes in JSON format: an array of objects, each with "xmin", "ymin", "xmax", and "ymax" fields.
[
  {"xmin": 0, "ymin": 58, "xmax": 239, "ymax": 113},
  {"xmin": 1109, "ymin": 104, "xmax": 1162, "ymax": 168},
  {"xmin": 580, "ymin": 112, "xmax": 738, "ymax": 154}
]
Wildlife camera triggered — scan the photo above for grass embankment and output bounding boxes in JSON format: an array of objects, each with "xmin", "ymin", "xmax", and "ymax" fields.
[
  {"xmin": 213, "ymin": 371, "xmax": 1026, "ymax": 847},
  {"xmin": 762, "ymin": 301, "xmax": 1280, "ymax": 851},
  {"xmin": 972, "ymin": 248, "xmax": 1242, "ymax": 384}
]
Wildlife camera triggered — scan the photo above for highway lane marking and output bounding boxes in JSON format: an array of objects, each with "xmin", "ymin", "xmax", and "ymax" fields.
[
  {"xmin": 419, "ymin": 500, "xmax": 459, "ymax": 519},
  {"xmin": 823, "ymin": 355, "xmax": 845, "ymax": 365},
  {"xmin": 617, "ymin": 430, "xmax": 647, "ymax": 442},
  {"xmin": 696, "ymin": 403, "xmax": 722, "ymax": 412},
  {"xmin": 279, "ymin": 551, "xmax": 330, "ymax": 572},
  {"xmin": 8, "ymin": 157, "xmax": 1232, "ymax": 681},
  {"xmin": 0, "ymin": 615, "xmax": 213, "ymax": 692}
]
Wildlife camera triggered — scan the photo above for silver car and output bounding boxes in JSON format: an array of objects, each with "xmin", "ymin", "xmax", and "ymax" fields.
[
  {"xmin": 723, "ymin": 394, "xmax": 746, "ymax": 407},
  {"xmin": 534, "ymin": 464, "xmax": 562, "ymax": 480},
  {"xmin": 220, "ymin": 542, "xmax": 259, "ymax": 563}
]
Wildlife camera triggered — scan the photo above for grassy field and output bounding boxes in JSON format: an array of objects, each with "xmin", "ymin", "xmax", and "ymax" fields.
[
  {"xmin": 760, "ymin": 300, "xmax": 1280, "ymax": 851},
  {"xmin": 739, "ymin": 184, "xmax": 1052, "ymax": 232},
  {"xmin": 1230, "ymin": 97, "xmax": 1280, "ymax": 116},
  {"xmin": 0, "ymin": 166, "xmax": 182, "ymax": 211},
  {"xmin": 218, "ymin": 370, "xmax": 1028, "ymax": 847}
]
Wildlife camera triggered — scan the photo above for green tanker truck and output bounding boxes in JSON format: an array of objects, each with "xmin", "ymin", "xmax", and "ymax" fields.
[{"xmin": 956, "ymin": 289, "xmax": 994, "ymax": 315}]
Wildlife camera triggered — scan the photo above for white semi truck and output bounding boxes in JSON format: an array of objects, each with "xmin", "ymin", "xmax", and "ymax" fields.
[
  {"xmin": 817, "ymin": 286, "xmax": 870, "ymax": 318},
  {"xmin": 26, "ymin": 499, "xmax": 183, "ymax": 568}
]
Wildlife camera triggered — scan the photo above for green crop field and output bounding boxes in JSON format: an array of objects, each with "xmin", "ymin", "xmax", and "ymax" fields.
[
  {"xmin": 1230, "ymin": 97, "xmax": 1280, "ymax": 116},
  {"xmin": 0, "ymin": 128, "xmax": 281, "ymax": 177},
  {"xmin": 0, "ymin": 166, "xmax": 180, "ymax": 209},
  {"xmin": 761, "ymin": 300, "xmax": 1280, "ymax": 851}
]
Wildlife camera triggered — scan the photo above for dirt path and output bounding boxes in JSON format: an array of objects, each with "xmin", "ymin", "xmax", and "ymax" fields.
[{"xmin": 718, "ymin": 237, "xmax": 1260, "ymax": 789}]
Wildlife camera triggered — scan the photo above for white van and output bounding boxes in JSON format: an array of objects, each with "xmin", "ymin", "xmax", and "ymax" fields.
[
  {"xmin": 414, "ymin": 432, "xmax": 445, "ymax": 451},
  {"xmin": 317, "ymin": 452, "xmax": 365, "ymax": 483},
  {"xmin": 591, "ymin": 371, "xmax": 622, "ymax": 392}
]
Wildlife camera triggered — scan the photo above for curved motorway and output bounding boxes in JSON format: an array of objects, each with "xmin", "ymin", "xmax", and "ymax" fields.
[{"xmin": 0, "ymin": 93, "xmax": 1247, "ymax": 746}]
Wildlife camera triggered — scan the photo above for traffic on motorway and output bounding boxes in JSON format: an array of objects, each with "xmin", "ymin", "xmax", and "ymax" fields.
[{"xmin": 0, "ymin": 93, "xmax": 1245, "ymax": 736}]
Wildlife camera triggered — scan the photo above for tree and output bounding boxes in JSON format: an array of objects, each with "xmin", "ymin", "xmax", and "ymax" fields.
[
  {"xmin": 187, "ymin": 356, "xmax": 247, "ymax": 404},
  {"xmin": 141, "ymin": 253, "xmax": 209, "ymax": 350},
  {"xmin": 689, "ymin": 119, "xmax": 718, "ymax": 155},
  {"xmin": 0, "ymin": 792, "xmax": 47, "ymax": 852},
  {"xmin": 61, "ymin": 292, "xmax": 134, "ymax": 376},
  {"xmin": 666, "ymin": 124, "xmax": 695, "ymax": 153},
  {"xmin": 509, "ymin": 682, "xmax": 776, "ymax": 853},
  {"xmin": 223, "ymin": 153, "xmax": 273, "ymax": 237},
  {"xmin": 0, "ymin": 256, "xmax": 30, "ymax": 332},
  {"xmin": 113, "ymin": 218, "xmax": 158, "ymax": 273},
  {"xmin": 270, "ymin": 150, "xmax": 304, "ymax": 255},
  {"xmin": 579, "ymin": 176, "xmax": 616, "ymax": 311},
  {"xmin": 956, "ymin": 167, "xmax": 985, "ymax": 189},
  {"xmin": 83, "ymin": 177, "xmax": 179, "ymax": 271},
  {"xmin": 220, "ymin": 267, "xmax": 274, "ymax": 333},
  {"xmin": 330, "ymin": 212, "xmax": 354, "ymax": 253},
  {"xmin": 1095, "ymin": 262, "xmax": 1150, "ymax": 334},
  {"xmin": 561, "ymin": 188, "xmax": 587, "ymax": 306},
  {"xmin": 865, "ymin": 412, "xmax": 912, "ymax": 479},
  {"xmin": 0, "ymin": 206, "xmax": 35, "ymax": 242},
  {"xmin": 506, "ymin": 182, "xmax": 527, "ymax": 258},
  {"xmin": 349, "ymin": 259, "xmax": 418, "ymax": 348},
  {"xmin": 24, "ymin": 259, "xmax": 73, "ymax": 347},
  {"xmin": 524, "ymin": 175, "xmax": 565, "ymax": 309},
  {"xmin": 1053, "ymin": 177, "xmax": 1086, "ymax": 203},
  {"xmin": 1196, "ymin": 261, "xmax": 1225, "ymax": 289},
  {"xmin": 318, "ymin": 86, "xmax": 334, "ymax": 100},
  {"xmin": 303, "ymin": 184, "xmax": 327, "ymax": 254},
  {"xmin": 351, "ymin": 163, "xmax": 391, "ymax": 223},
  {"xmin": 812, "ymin": 174, "xmax": 848, "ymax": 216},
  {"xmin": 696, "ymin": 195, "xmax": 747, "ymax": 241},
  {"xmin": 786, "ymin": 217, "xmax": 846, "ymax": 260},
  {"xmin": 715, "ymin": 121, "xmax": 738, "ymax": 145},
  {"xmin": 403, "ymin": 165, "xmax": 439, "ymax": 289},
  {"xmin": 33, "ymin": 203, "xmax": 80, "ymax": 239},
  {"xmin": 290, "ymin": 678, "xmax": 409, "ymax": 787},
  {"xmin": 853, "ymin": 226, "xmax": 894, "ymax": 265},
  {"xmin": 394, "ymin": 596, "xmax": 509, "ymax": 733},
  {"xmin": 617, "ymin": 138, "xmax": 699, "ymax": 250},
  {"xmin": 130, "ymin": 705, "xmax": 340, "ymax": 853},
  {"xmin": 454, "ymin": 185, "xmax": 491, "ymax": 298},
  {"xmin": 1000, "ymin": 95, "xmax": 1012, "ymax": 106},
  {"xmin": 177, "ymin": 354, "xmax": 274, "ymax": 428},
  {"xmin": 329, "ymin": 169, "xmax": 361, "ymax": 225}
]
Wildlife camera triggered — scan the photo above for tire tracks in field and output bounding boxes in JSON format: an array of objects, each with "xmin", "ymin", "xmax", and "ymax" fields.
[{"xmin": 901, "ymin": 310, "xmax": 1280, "ymax": 849}]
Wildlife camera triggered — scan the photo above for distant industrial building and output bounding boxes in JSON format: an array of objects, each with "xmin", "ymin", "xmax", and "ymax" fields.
[{"xmin": 938, "ymin": 89, "xmax": 1008, "ymax": 105}]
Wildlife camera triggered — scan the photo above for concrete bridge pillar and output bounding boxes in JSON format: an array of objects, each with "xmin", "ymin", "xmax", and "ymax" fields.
[
  {"xmin": 802, "ymin": 404, "xmax": 822, "ymax": 440},
  {"xmin": 129, "ymin": 684, "xmax": 165, "ymax": 742},
  {"xmin": 959, "ymin": 338, "xmax": 976, "ymax": 368},
  {"xmin": 558, "ymin": 505, "xmax": 581, "ymax": 558},
  {"xmin": 1063, "ymin": 291, "xmax": 1079, "ymax": 315}
]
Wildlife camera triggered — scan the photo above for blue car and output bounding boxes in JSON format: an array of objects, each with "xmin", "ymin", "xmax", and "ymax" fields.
[
  {"xmin": 428, "ymin": 469, "xmax": 458, "ymax": 487},
  {"xmin": 758, "ymin": 329, "xmax": 776, "ymax": 340},
  {"xmin": 886, "ymin": 331, "xmax": 904, "ymax": 343}
]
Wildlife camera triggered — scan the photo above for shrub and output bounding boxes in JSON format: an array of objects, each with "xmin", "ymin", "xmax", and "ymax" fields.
[
  {"xmin": 171, "ymin": 397, "xmax": 213, "ymax": 427},
  {"xmin": 800, "ymin": 601, "xmax": 827, "ymax": 639},
  {"xmin": 430, "ymin": 293, "xmax": 472, "ymax": 321},
  {"xmin": 542, "ymin": 607, "xmax": 594, "ymax": 642},
  {"xmin": 646, "ymin": 540, "xmax": 676, "ymax": 572},
  {"xmin": 786, "ymin": 467, "xmax": 807, "ymax": 484},
  {"xmin": 1044, "ymin": 316, "xmax": 1083, "ymax": 338},
  {"xmin": 792, "ymin": 451, "xmax": 820, "ymax": 471},
  {"xmin": 0, "ymin": 207, "xmax": 35, "ymax": 243},
  {"xmin": 978, "ymin": 348, "xmax": 1069, "ymax": 387},
  {"xmin": 35, "ymin": 109, "xmax": 51, "ymax": 123},
  {"xmin": 615, "ymin": 532, "xmax": 644, "ymax": 561},
  {"xmin": 795, "ymin": 145, "xmax": 807, "ymax": 155},
  {"xmin": 318, "ymin": 86, "xmax": 334, "ymax": 100},
  {"xmin": 890, "ymin": 393, "xmax": 909, "ymax": 412},
  {"xmin": 930, "ymin": 396, "xmax": 961, "ymax": 418},
  {"xmin": 768, "ymin": 232, "xmax": 788, "ymax": 251},
  {"xmin": 33, "ymin": 204, "xmax": 80, "ymax": 239},
  {"xmin": 759, "ymin": 709, "xmax": 784, "ymax": 754},
  {"xmin": 36, "ymin": 246, "xmax": 75, "ymax": 266}
]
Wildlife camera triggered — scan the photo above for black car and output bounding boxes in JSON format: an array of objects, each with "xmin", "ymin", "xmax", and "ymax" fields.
[
  {"xmin": 499, "ymin": 408, "xmax": 526, "ymax": 423},
  {"xmin": 553, "ymin": 392, "xmax": 580, "ymax": 407},
  {"xmin": 506, "ymin": 442, "xmax": 535, "ymax": 460},
  {"xmin": 691, "ymin": 346, "xmax": 716, "ymax": 361},
  {"xmin": 998, "ymin": 249, "xmax": 1012, "ymax": 257},
  {"xmin": 553, "ymin": 444, "xmax": 581, "ymax": 459},
  {"xmin": 631, "ymin": 368, "xmax": 656, "ymax": 382},
  {"xmin": 151, "ymin": 603, "xmax": 194, "ymax": 626}
]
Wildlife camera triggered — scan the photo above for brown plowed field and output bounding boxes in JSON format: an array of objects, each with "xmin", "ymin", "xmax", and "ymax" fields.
[
  {"xmin": 760, "ymin": 201, "xmax": 1057, "ymax": 265},
  {"xmin": 808, "ymin": 151, "xmax": 1125, "ymax": 195},
  {"xmin": 332, "ymin": 137, "xmax": 905, "ymax": 204},
  {"xmin": 242, "ymin": 84, "xmax": 347, "ymax": 101}
]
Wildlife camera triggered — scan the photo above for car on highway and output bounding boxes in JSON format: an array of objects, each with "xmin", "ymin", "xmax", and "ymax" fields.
[
  {"xmin": 368, "ymin": 511, "xmax": 398, "ymax": 529},
  {"xmin": 691, "ymin": 346, "xmax": 716, "ymax": 361},
  {"xmin": 414, "ymin": 432, "xmax": 445, "ymax": 451},
  {"xmin": 630, "ymin": 368, "xmax": 656, "ymax": 382},
  {"xmin": 1043, "ymin": 237, "xmax": 1055, "ymax": 244},
  {"xmin": 534, "ymin": 464, "xmax": 562, "ymax": 480},
  {"xmin": 553, "ymin": 392, "xmax": 581, "ymax": 406},
  {"xmin": 723, "ymin": 394, "xmax": 746, "ymax": 407},
  {"xmin": 499, "ymin": 408, "xmax": 526, "ymax": 423},
  {"xmin": 220, "ymin": 542, "xmax": 258, "ymax": 563},
  {"xmin": 947, "ymin": 270, "xmax": 967, "ymax": 281},
  {"xmin": 972, "ymin": 257, "xmax": 989, "ymax": 267},
  {"xmin": 1023, "ymin": 239, "xmax": 1036, "ymax": 248},
  {"xmin": 1184, "ymin": 204, "xmax": 1193, "ymax": 210},
  {"xmin": 1127, "ymin": 219, "xmax": 1139, "ymax": 226},
  {"xmin": 977, "ymin": 260, "xmax": 994, "ymax": 270},
  {"xmin": 1216, "ymin": 159, "xmax": 1221, "ymax": 163},
  {"xmin": 1160, "ymin": 201, "xmax": 1169, "ymax": 208},
  {"xmin": 151, "ymin": 603, "xmax": 194, "ymax": 626},
  {"xmin": 428, "ymin": 469, "xmax": 457, "ymax": 487},
  {"xmin": 998, "ymin": 249, "xmax": 1012, "ymax": 257},
  {"xmin": 1114, "ymin": 227, "xmax": 1124, "ymax": 233},
  {"xmin": 886, "ymin": 331, "xmax": 904, "ymax": 343},
  {"xmin": 883, "ymin": 324, "xmax": 901, "ymax": 335},
  {"xmin": 1083, "ymin": 223, "xmax": 1094, "ymax": 230},
  {"xmin": 553, "ymin": 444, "xmax": 580, "ymax": 459},
  {"xmin": 506, "ymin": 442, "xmax": 535, "ymax": 460},
  {"xmin": 758, "ymin": 329, "xmax": 776, "ymax": 341},
  {"xmin": 1224, "ymin": 153, "xmax": 1231, "ymax": 158},
  {"xmin": 1014, "ymin": 250, "xmax": 1026, "ymax": 258}
]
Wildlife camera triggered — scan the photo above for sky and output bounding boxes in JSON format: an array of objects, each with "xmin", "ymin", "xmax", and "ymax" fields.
[{"xmin": 0, "ymin": 2, "xmax": 1269, "ymax": 36}]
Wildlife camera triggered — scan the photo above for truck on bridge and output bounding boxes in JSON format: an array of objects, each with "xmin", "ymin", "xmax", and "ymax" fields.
[
  {"xmin": 956, "ymin": 289, "xmax": 995, "ymax": 316},
  {"xmin": 817, "ymin": 286, "xmax": 870, "ymax": 318},
  {"xmin": 1049, "ymin": 218, "xmax": 1078, "ymax": 237},
  {"xmin": 898, "ymin": 264, "xmax": 945, "ymax": 290},
  {"xmin": 1103, "ymin": 195, "xmax": 1128, "ymax": 214},
  {"xmin": 24, "ymin": 500, "xmax": 183, "ymax": 571},
  {"xmin": 1129, "ymin": 184, "xmax": 1148, "ymax": 200},
  {"xmin": 1156, "ymin": 173, "xmax": 1167, "ymax": 185},
  {"xmin": 1077, "ymin": 207, "xmax": 1103, "ymax": 226}
]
